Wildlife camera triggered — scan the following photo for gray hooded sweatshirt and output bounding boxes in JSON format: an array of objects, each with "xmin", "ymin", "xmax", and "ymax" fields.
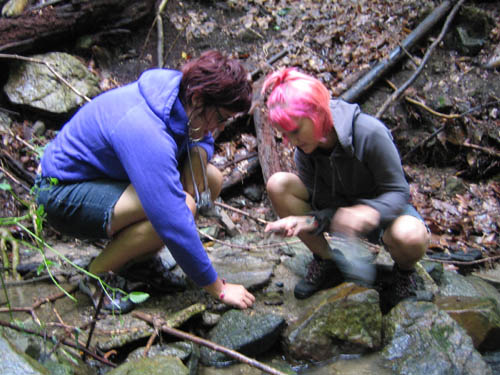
[{"xmin": 295, "ymin": 99, "xmax": 410, "ymax": 234}]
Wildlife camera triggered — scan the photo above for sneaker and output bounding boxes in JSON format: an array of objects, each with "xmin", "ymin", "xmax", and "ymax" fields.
[
  {"xmin": 79, "ymin": 272, "xmax": 135, "ymax": 314},
  {"xmin": 380, "ymin": 264, "xmax": 433, "ymax": 311},
  {"xmin": 294, "ymin": 254, "xmax": 344, "ymax": 299},
  {"xmin": 119, "ymin": 250, "xmax": 187, "ymax": 293}
]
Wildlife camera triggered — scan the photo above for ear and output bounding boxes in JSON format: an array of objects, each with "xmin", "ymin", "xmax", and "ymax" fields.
[{"xmin": 191, "ymin": 92, "xmax": 203, "ymax": 108}]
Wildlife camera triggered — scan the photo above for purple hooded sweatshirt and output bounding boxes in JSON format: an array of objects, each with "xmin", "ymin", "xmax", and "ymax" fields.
[{"xmin": 40, "ymin": 69, "xmax": 218, "ymax": 287}]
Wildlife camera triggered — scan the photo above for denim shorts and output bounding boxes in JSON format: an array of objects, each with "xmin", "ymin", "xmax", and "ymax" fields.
[
  {"xmin": 34, "ymin": 175, "xmax": 129, "ymax": 240},
  {"xmin": 365, "ymin": 204, "xmax": 427, "ymax": 245}
]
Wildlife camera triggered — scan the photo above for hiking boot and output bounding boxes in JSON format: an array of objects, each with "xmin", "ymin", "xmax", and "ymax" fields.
[
  {"xmin": 79, "ymin": 272, "xmax": 135, "ymax": 314},
  {"xmin": 294, "ymin": 253, "xmax": 344, "ymax": 299},
  {"xmin": 119, "ymin": 249, "xmax": 187, "ymax": 293},
  {"xmin": 380, "ymin": 264, "xmax": 433, "ymax": 312}
]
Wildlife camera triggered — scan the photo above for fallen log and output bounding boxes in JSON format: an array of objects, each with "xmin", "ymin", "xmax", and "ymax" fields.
[
  {"xmin": 339, "ymin": 0, "xmax": 453, "ymax": 103},
  {"xmin": 251, "ymin": 79, "xmax": 296, "ymax": 184},
  {"xmin": 221, "ymin": 155, "xmax": 260, "ymax": 192},
  {"xmin": 0, "ymin": 0, "xmax": 156, "ymax": 53}
]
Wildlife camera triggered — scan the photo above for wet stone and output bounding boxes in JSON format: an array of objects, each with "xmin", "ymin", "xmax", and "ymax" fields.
[{"xmin": 200, "ymin": 309, "xmax": 285, "ymax": 366}]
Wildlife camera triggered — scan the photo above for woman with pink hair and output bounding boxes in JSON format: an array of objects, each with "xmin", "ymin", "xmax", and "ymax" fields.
[{"xmin": 262, "ymin": 68, "xmax": 429, "ymax": 308}]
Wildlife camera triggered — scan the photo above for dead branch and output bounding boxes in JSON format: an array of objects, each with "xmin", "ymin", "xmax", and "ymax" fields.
[
  {"xmin": 375, "ymin": 0, "xmax": 465, "ymax": 118},
  {"xmin": 214, "ymin": 201, "xmax": 269, "ymax": 225},
  {"xmin": 425, "ymin": 254, "xmax": 500, "ymax": 266},
  {"xmin": 340, "ymin": 1, "xmax": 453, "ymax": 104},
  {"xmin": 132, "ymin": 311, "xmax": 288, "ymax": 375}
]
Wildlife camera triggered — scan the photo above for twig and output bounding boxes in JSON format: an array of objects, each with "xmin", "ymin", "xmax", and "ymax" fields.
[
  {"xmin": 132, "ymin": 311, "xmax": 288, "ymax": 375},
  {"xmin": 214, "ymin": 201, "xmax": 269, "ymax": 225},
  {"xmin": 424, "ymin": 254, "xmax": 500, "ymax": 266},
  {"xmin": 155, "ymin": 0, "xmax": 169, "ymax": 68},
  {"xmin": 163, "ymin": 20, "xmax": 189, "ymax": 66},
  {"xmin": 250, "ymin": 48, "xmax": 290, "ymax": 82},
  {"xmin": 462, "ymin": 141, "xmax": 500, "ymax": 158},
  {"xmin": 402, "ymin": 124, "xmax": 446, "ymax": 161},
  {"xmin": 219, "ymin": 151, "xmax": 259, "ymax": 170},
  {"xmin": 375, "ymin": 0, "xmax": 465, "ymax": 118},
  {"xmin": 0, "ymin": 53, "xmax": 92, "ymax": 103},
  {"xmin": 404, "ymin": 97, "xmax": 461, "ymax": 119}
]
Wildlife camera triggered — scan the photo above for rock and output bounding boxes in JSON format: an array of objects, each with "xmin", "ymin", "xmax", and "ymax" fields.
[
  {"xmin": 0, "ymin": 328, "xmax": 96, "ymax": 375},
  {"xmin": 200, "ymin": 309, "xmax": 285, "ymax": 366},
  {"xmin": 439, "ymin": 270, "xmax": 500, "ymax": 303},
  {"xmin": 127, "ymin": 341, "xmax": 193, "ymax": 362},
  {"xmin": 243, "ymin": 184, "xmax": 263, "ymax": 202},
  {"xmin": 435, "ymin": 296, "xmax": 500, "ymax": 351},
  {"xmin": 107, "ymin": 355, "xmax": 189, "ymax": 375},
  {"xmin": 209, "ymin": 246, "xmax": 277, "ymax": 290},
  {"xmin": 382, "ymin": 301, "xmax": 492, "ymax": 375},
  {"xmin": 4, "ymin": 52, "xmax": 101, "ymax": 114},
  {"xmin": 1, "ymin": 0, "xmax": 28, "ymax": 17},
  {"xmin": 0, "ymin": 333, "xmax": 50, "ymax": 375},
  {"xmin": 472, "ymin": 262, "xmax": 500, "ymax": 291},
  {"xmin": 284, "ymin": 283, "xmax": 382, "ymax": 361},
  {"xmin": 0, "ymin": 111, "xmax": 12, "ymax": 131}
]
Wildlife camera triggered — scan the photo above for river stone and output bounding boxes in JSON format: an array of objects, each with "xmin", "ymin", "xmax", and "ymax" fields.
[
  {"xmin": 382, "ymin": 301, "xmax": 492, "ymax": 375},
  {"xmin": 1, "ymin": 324, "xmax": 96, "ymax": 375},
  {"xmin": 284, "ymin": 283, "xmax": 382, "ymax": 362},
  {"xmin": 439, "ymin": 270, "xmax": 500, "ymax": 303},
  {"xmin": 127, "ymin": 341, "xmax": 193, "ymax": 362},
  {"xmin": 435, "ymin": 296, "xmax": 500, "ymax": 350},
  {"xmin": 0, "ymin": 332, "xmax": 50, "ymax": 375},
  {"xmin": 107, "ymin": 355, "xmax": 188, "ymax": 375},
  {"xmin": 199, "ymin": 309, "xmax": 285, "ymax": 366},
  {"xmin": 209, "ymin": 247, "xmax": 276, "ymax": 290},
  {"xmin": 4, "ymin": 52, "xmax": 101, "ymax": 114}
]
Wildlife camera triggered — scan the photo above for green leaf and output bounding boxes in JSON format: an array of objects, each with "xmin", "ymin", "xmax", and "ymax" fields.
[
  {"xmin": 0, "ymin": 182, "xmax": 12, "ymax": 191},
  {"xmin": 37, "ymin": 260, "xmax": 54, "ymax": 275},
  {"xmin": 127, "ymin": 291, "xmax": 150, "ymax": 304}
]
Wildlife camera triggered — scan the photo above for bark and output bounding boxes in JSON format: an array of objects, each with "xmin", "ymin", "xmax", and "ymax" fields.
[
  {"xmin": 251, "ymin": 79, "xmax": 296, "ymax": 185},
  {"xmin": 0, "ymin": 0, "xmax": 156, "ymax": 53}
]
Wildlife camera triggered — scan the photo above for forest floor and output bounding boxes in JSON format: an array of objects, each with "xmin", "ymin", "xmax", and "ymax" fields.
[{"xmin": 1, "ymin": 0, "xmax": 499, "ymax": 278}]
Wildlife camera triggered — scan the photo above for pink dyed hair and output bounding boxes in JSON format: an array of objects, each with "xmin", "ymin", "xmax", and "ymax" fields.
[{"xmin": 261, "ymin": 68, "xmax": 333, "ymax": 140}]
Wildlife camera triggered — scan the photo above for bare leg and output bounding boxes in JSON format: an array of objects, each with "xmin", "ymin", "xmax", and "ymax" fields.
[
  {"xmin": 88, "ymin": 185, "xmax": 162, "ymax": 274},
  {"xmin": 266, "ymin": 172, "xmax": 331, "ymax": 259},
  {"xmin": 382, "ymin": 215, "xmax": 429, "ymax": 270},
  {"xmin": 89, "ymin": 162, "xmax": 223, "ymax": 274}
]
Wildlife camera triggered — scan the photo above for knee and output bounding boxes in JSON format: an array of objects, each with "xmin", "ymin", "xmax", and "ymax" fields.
[
  {"xmin": 206, "ymin": 163, "xmax": 223, "ymax": 200},
  {"xmin": 384, "ymin": 216, "xmax": 429, "ymax": 265},
  {"xmin": 266, "ymin": 172, "xmax": 293, "ymax": 197}
]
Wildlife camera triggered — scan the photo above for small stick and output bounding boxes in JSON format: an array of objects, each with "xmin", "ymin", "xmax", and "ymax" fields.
[{"xmin": 214, "ymin": 201, "xmax": 269, "ymax": 225}]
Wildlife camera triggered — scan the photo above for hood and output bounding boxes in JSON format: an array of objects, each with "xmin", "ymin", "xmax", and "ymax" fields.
[
  {"xmin": 138, "ymin": 69, "xmax": 183, "ymax": 123},
  {"xmin": 329, "ymin": 99, "xmax": 361, "ymax": 157}
]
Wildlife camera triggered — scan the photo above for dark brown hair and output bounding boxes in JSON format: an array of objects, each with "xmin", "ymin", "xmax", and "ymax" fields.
[{"xmin": 179, "ymin": 50, "xmax": 252, "ymax": 113}]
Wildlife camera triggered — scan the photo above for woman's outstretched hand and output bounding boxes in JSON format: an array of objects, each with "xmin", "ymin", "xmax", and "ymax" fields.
[
  {"xmin": 264, "ymin": 215, "xmax": 317, "ymax": 237},
  {"xmin": 204, "ymin": 278, "xmax": 255, "ymax": 309}
]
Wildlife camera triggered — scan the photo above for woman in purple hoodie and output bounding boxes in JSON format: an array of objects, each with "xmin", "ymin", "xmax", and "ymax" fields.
[{"xmin": 35, "ymin": 51, "xmax": 255, "ymax": 313}]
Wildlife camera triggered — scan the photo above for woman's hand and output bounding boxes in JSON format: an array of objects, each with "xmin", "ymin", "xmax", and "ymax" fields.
[
  {"xmin": 264, "ymin": 216, "xmax": 318, "ymax": 237},
  {"xmin": 204, "ymin": 278, "xmax": 255, "ymax": 309},
  {"xmin": 330, "ymin": 204, "xmax": 380, "ymax": 237}
]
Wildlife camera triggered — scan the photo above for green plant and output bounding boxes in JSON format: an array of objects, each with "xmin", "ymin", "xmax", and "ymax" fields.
[{"xmin": 0, "ymin": 180, "xmax": 149, "ymax": 312}]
